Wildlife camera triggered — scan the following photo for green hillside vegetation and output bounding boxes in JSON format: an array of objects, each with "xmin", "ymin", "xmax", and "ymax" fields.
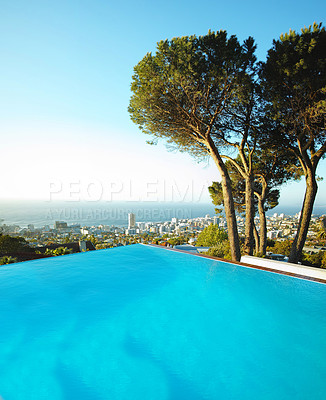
[{"xmin": 0, "ymin": 234, "xmax": 33, "ymax": 255}]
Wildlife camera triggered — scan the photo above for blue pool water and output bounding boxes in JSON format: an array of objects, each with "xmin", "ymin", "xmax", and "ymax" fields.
[{"xmin": 0, "ymin": 244, "xmax": 326, "ymax": 399}]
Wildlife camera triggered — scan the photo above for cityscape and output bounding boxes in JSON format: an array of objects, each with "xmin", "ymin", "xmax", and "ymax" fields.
[{"xmin": 1, "ymin": 210, "xmax": 324, "ymax": 255}]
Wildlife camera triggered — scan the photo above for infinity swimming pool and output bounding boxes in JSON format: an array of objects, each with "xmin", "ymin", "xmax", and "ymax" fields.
[{"xmin": 0, "ymin": 244, "xmax": 326, "ymax": 399}]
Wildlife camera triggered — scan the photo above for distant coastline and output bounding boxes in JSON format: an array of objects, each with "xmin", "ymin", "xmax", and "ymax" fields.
[
  {"xmin": 0, "ymin": 200, "xmax": 216, "ymax": 228},
  {"xmin": 0, "ymin": 199, "xmax": 325, "ymax": 228}
]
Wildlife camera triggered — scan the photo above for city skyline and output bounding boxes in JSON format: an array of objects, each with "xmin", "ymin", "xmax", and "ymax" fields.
[
  {"xmin": 1, "ymin": 0, "xmax": 325, "ymax": 208},
  {"xmin": 1, "ymin": 206, "xmax": 320, "ymax": 253}
]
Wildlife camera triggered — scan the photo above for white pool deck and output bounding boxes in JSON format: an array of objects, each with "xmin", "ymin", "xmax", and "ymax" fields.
[{"xmin": 241, "ymin": 255, "xmax": 326, "ymax": 282}]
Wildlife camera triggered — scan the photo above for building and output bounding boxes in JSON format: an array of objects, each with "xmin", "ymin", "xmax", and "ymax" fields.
[
  {"xmin": 213, "ymin": 217, "xmax": 220, "ymax": 226},
  {"xmin": 125, "ymin": 228, "xmax": 137, "ymax": 235},
  {"xmin": 128, "ymin": 213, "xmax": 136, "ymax": 229},
  {"xmin": 54, "ymin": 221, "xmax": 68, "ymax": 229},
  {"xmin": 80, "ymin": 227, "xmax": 90, "ymax": 235},
  {"xmin": 267, "ymin": 230, "xmax": 281, "ymax": 239},
  {"xmin": 137, "ymin": 222, "xmax": 146, "ymax": 231}
]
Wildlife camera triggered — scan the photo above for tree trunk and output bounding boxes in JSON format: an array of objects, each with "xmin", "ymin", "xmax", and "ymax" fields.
[
  {"xmin": 208, "ymin": 146, "xmax": 241, "ymax": 261},
  {"xmin": 244, "ymin": 175, "xmax": 255, "ymax": 255},
  {"xmin": 289, "ymin": 169, "xmax": 318, "ymax": 264},
  {"xmin": 257, "ymin": 197, "xmax": 267, "ymax": 255},
  {"xmin": 253, "ymin": 223, "xmax": 260, "ymax": 254}
]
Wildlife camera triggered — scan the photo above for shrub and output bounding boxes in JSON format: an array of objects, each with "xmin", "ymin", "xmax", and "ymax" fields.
[
  {"xmin": 0, "ymin": 256, "xmax": 18, "ymax": 265},
  {"xmin": 196, "ymin": 225, "xmax": 228, "ymax": 247},
  {"xmin": 0, "ymin": 234, "xmax": 33, "ymax": 254},
  {"xmin": 206, "ymin": 240, "xmax": 231, "ymax": 260},
  {"xmin": 302, "ymin": 250, "xmax": 326, "ymax": 269},
  {"xmin": 44, "ymin": 247, "xmax": 72, "ymax": 256},
  {"xmin": 266, "ymin": 240, "xmax": 292, "ymax": 256}
]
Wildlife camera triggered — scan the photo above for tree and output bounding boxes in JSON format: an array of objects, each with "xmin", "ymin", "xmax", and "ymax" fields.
[
  {"xmin": 196, "ymin": 224, "xmax": 228, "ymax": 247},
  {"xmin": 209, "ymin": 149, "xmax": 300, "ymax": 255},
  {"xmin": 251, "ymin": 147, "xmax": 301, "ymax": 254},
  {"xmin": 302, "ymin": 250, "xmax": 326, "ymax": 268},
  {"xmin": 0, "ymin": 234, "xmax": 33, "ymax": 254},
  {"xmin": 267, "ymin": 240, "xmax": 292, "ymax": 257},
  {"xmin": 260, "ymin": 22, "xmax": 326, "ymax": 263},
  {"xmin": 167, "ymin": 236, "xmax": 186, "ymax": 246},
  {"xmin": 129, "ymin": 31, "xmax": 257, "ymax": 261}
]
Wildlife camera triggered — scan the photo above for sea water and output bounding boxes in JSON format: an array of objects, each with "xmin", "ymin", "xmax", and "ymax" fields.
[
  {"xmin": 1, "ymin": 199, "xmax": 326, "ymax": 228},
  {"xmin": 0, "ymin": 200, "xmax": 216, "ymax": 228},
  {"xmin": 0, "ymin": 244, "xmax": 326, "ymax": 399}
]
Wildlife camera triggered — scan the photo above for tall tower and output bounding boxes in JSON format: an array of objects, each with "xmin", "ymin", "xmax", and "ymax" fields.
[
  {"xmin": 213, "ymin": 216, "xmax": 220, "ymax": 226},
  {"xmin": 128, "ymin": 213, "xmax": 136, "ymax": 229}
]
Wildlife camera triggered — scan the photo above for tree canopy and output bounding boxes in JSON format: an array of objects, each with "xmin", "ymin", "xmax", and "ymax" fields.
[
  {"xmin": 129, "ymin": 24, "xmax": 325, "ymax": 263},
  {"xmin": 129, "ymin": 31, "xmax": 257, "ymax": 158},
  {"xmin": 196, "ymin": 224, "xmax": 228, "ymax": 247},
  {"xmin": 260, "ymin": 22, "xmax": 326, "ymax": 262},
  {"xmin": 129, "ymin": 30, "xmax": 259, "ymax": 261},
  {"xmin": 0, "ymin": 234, "xmax": 32, "ymax": 255}
]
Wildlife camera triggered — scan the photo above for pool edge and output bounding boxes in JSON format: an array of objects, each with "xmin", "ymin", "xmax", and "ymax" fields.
[{"xmin": 144, "ymin": 244, "xmax": 326, "ymax": 285}]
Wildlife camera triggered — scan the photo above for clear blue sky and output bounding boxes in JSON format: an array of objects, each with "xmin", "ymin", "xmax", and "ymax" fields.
[{"xmin": 1, "ymin": 0, "xmax": 325, "ymax": 210}]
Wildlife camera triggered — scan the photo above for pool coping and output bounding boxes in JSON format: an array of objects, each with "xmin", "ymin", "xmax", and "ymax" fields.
[{"xmin": 145, "ymin": 244, "xmax": 326, "ymax": 285}]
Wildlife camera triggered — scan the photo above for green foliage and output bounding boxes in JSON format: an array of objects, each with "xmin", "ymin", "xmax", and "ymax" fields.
[
  {"xmin": 317, "ymin": 217, "xmax": 326, "ymax": 243},
  {"xmin": 0, "ymin": 234, "xmax": 32, "ymax": 254},
  {"xmin": 87, "ymin": 235, "xmax": 99, "ymax": 246},
  {"xmin": 206, "ymin": 240, "xmax": 231, "ymax": 260},
  {"xmin": 267, "ymin": 240, "xmax": 292, "ymax": 257},
  {"xmin": 302, "ymin": 250, "xmax": 326, "ymax": 269},
  {"xmin": 95, "ymin": 243, "xmax": 113, "ymax": 250},
  {"xmin": 167, "ymin": 236, "xmax": 185, "ymax": 246},
  {"xmin": 63, "ymin": 236, "xmax": 72, "ymax": 244},
  {"xmin": 209, "ymin": 149, "xmax": 301, "ymax": 215},
  {"xmin": 129, "ymin": 29, "xmax": 258, "ymax": 262},
  {"xmin": 44, "ymin": 247, "xmax": 72, "ymax": 256},
  {"xmin": 129, "ymin": 24, "xmax": 324, "ymax": 262},
  {"xmin": 0, "ymin": 256, "xmax": 18, "ymax": 265},
  {"xmin": 266, "ymin": 238, "xmax": 276, "ymax": 248},
  {"xmin": 129, "ymin": 30, "xmax": 257, "ymax": 159},
  {"xmin": 196, "ymin": 224, "xmax": 228, "ymax": 247},
  {"xmin": 320, "ymin": 217, "xmax": 326, "ymax": 231},
  {"xmin": 261, "ymin": 23, "xmax": 326, "ymax": 263},
  {"xmin": 260, "ymin": 22, "xmax": 326, "ymax": 159},
  {"xmin": 209, "ymin": 179, "xmax": 245, "ymax": 215}
]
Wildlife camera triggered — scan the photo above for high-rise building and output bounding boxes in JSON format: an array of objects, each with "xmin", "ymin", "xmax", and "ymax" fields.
[
  {"xmin": 213, "ymin": 216, "xmax": 220, "ymax": 226},
  {"xmin": 128, "ymin": 213, "xmax": 136, "ymax": 229}
]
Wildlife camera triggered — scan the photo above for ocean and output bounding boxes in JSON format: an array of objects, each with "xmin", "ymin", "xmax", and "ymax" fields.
[
  {"xmin": 0, "ymin": 200, "xmax": 217, "ymax": 228},
  {"xmin": 0, "ymin": 200, "xmax": 325, "ymax": 228}
]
